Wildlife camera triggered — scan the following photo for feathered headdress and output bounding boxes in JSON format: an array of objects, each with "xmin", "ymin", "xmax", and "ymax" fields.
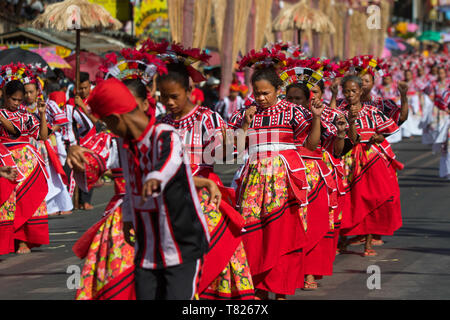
[
  {"xmin": 265, "ymin": 42, "xmax": 304, "ymax": 59},
  {"xmin": 280, "ymin": 57, "xmax": 343, "ymax": 92},
  {"xmin": 238, "ymin": 46, "xmax": 288, "ymax": 71},
  {"xmin": 139, "ymin": 39, "xmax": 210, "ymax": 82},
  {"xmin": 100, "ymin": 48, "xmax": 168, "ymax": 85},
  {"xmin": 280, "ymin": 67, "xmax": 324, "ymax": 93},
  {"xmin": 0, "ymin": 62, "xmax": 47, "ymax": 93},
  {"xmin": 340, "ymin": 55, "xmax": 387, "ymax": 77}
]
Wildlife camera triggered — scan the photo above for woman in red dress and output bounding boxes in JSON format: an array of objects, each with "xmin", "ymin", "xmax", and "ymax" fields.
[
  {"xmin": 228, "ymin": 47, "xmax": 335, "ymax": 299},
  {"xmin": 141, "ymin": 40, "xmax": 255, "ymax": 300},
  {"xmin": 337, "ymin": 75, "xmax": 403, "ymax": 256},
  {"xmin": 0, "ymin": 70, "xmax": 49, "ymax": 255},
  {"xmin": 283, "ymin": 63, "xmax": 348, "ymax": 290}
]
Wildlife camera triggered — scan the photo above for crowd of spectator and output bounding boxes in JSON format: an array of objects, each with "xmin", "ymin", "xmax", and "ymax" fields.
[{"xmin": 1, "ymin": 0, "xmax": 63, "ymax": 20}]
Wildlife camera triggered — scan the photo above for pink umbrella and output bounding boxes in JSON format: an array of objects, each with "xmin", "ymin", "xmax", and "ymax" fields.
[
  {"xmin": 63, "ymin": 51, "xmax": 104, "ymax": 83},
  {"xmin": 394, "ymin": 39, "xmax": 407, "ymax": 51},
  {"xmin": 30, "ymin": 47, "xmax": 72, "ymax": 69},
  {"xmin": 381, "ymin": 47, "xmax": 392, "ymax": 58}
]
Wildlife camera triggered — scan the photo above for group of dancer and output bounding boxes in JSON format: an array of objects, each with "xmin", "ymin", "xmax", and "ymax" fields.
[
  {"xmin": 325, "ymin": 53, "xmax": 449, "ymax": 179},
  {"xmin": 0, "ymin": 40, "xmax": 448, "ymax": 300}
]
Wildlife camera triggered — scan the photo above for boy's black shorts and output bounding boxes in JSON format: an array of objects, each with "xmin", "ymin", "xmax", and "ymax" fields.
[{"xmin": 134, "ymin": 259, "xmax": 201, "ymax": 300}]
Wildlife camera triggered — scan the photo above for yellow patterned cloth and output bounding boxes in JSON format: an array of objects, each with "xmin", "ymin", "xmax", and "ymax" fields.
[{"xmin": 198, "ymin": 188, "xmax": 255, "ymax": 300}]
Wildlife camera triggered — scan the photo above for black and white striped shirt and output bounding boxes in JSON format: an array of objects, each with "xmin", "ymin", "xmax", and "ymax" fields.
[{"xmin": 120, "ymin": 123, "xmax": 210, "ymax": 270}]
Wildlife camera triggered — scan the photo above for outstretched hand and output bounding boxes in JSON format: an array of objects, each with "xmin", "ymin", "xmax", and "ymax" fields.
[
  {"xmin": 0, "ymin": 166, "xmax": 18, "ymax": 182},
  {"xmin": 67, "ymin": 145, "xmax": 94, "ymax": 172},
  {"xmin": 141, "ymin": 178, "xmax": 161, "ymax": 204},
  {"xmin": 335, "ymin": 114, "xmax": 348, "ymax": 138},
  {"xmin": 220, "ymin": 126, "xmax": 235, "ymax": 153},
  {"xmin": 310, "ymin": 99, "xmax": 325, "ymax": 118},
  {"xmin": 243, "ymin": 106, "xmax": 257, "ymax": 128},
  {"xmin": 37, "ymin": 98, "xmax": 46, "ymax": 115},
  {"xmin": 204, "ymin": 179, "xmax": 222, "ymax": 208},
  {"xmin": 368, "ymin": 133, "xmax": 385, "ymax": 145},
  {"xmin": 398, "ymin": 81, "xmax": 409, "ymax": 96},
  {"xmin": 348, "ymin": 105, "xmax": 359, "ymax": 123},
  {"xmin": 331, "ymin": 78, "xmax": 340, "ymax": 96}
]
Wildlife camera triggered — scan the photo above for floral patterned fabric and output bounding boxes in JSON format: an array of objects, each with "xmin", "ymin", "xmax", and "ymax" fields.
[
  {"xmin": 342, "ymin": 144, "xmax": 379, "ymax": 187},
  {"xmin": 198, "ymin": 188, "xmax": 254, "ymax": 300},
  {"xmin": 239, "ymin": 156, "xmax": 289, "ymax": 225},
  {"xmin": 304, "ymin": 158, "xmax": 335, "ymax": 231},
  {"xmin": 76, "ymin": 206, "xmax": 135, "ymax": 300},
  {"xmin": 200, "ymin": 241, "xmax": 255, "ymax": 299},
  {"xmin": 0, "ymin": 146, "xmax": 47, "ymax": 221}
]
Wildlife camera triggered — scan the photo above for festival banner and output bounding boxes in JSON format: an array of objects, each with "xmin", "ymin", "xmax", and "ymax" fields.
[
  {"xmin": 88, "ymin": 0, "xmax": 131, "ymax": 21},
  {"xmin": 133, "ymin": 0, "xmax": 170, "ymax": 40}
]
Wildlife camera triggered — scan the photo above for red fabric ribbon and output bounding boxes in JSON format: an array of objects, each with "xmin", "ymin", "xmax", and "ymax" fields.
[{"xmin": 44, "ymin": 140, "xmax": 68, "ymax": 185}]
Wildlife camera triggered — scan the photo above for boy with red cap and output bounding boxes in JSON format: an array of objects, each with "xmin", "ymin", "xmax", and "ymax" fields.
[{"xmin": 85, "ymin": 78, "xmax": 210, "ymax": 300}]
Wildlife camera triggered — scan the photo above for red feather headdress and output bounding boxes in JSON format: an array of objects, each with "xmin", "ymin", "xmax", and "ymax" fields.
[
  {"xmin": 238, "ymin": 46, "xmax": 288, "ymax": 71},
  {"xmin": 266, "ymin": 42, "xmax": 304, "ymax": 59},
  {"xmin": 100, "ymin": 48, "xmax": 167, "ymax": 85},
  {"xmin": 139, "ymin": 39, "xmax": 211, "ymax": 82},
  {"xmin": 0, "ymin": 62, "xmax": 47, "ymax": 93},
  {"xmin": 340, "ymin": 55, "xmax": 387, "ymax": 77}
]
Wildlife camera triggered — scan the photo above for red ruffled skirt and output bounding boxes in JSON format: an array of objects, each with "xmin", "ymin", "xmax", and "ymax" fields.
[
  {"xmin": 237, "ymin": 156, "xmax": 307, "ymax": 295},
  {"xmin": 340, "ymin": 144, "xmax": 402, "ymax": 236},
  {"xmin": 302, "ymin": 156, "xmax": 338, "ymax": 277},
  {"xmin": 73, "ymin": 195, "xmax": 136, "ymax": 300},
  {"xmin": 0, "ymin": 143, "xmax": 48, "ymax": 254},
  {"xmin": 196, "ymin": 169, "xmax": 254, "ymax": 300}
]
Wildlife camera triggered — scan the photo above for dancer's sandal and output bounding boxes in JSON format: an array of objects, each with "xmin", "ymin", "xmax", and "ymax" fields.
[
  {"xmin": 363, "ymin": 249, "xmax": 377, "ymax": 257},
  {"xmin": 16, "ymin": 243, "xmax": 31, "ymax": 254},
  {"xmin": 348, "ymin": 236, "xmax": 365, "ymax": 246},
  {"xmin": 302, "ymin": 281, "xmax": 318, "ymax": 290},
  {"xmin": 371, "ymin": 239, "xmax": 384, "ymax": 246}
]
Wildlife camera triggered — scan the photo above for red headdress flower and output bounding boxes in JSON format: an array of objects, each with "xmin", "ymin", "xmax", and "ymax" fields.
[
  {"xmin": 238, "ymin": 46, "xmax": 288, "ymax": 71},
  {"xmin": 0, "ymin": 62, "xmax": 47, "ymax": 94},
  {"xmin": 266, "ymin": 42, "xmax": 304, "ymax": 59},
  {"xmin": 100, "ymin": 48, "xmax": 168, "ymax": 85},
  {"xmin": 340, "ymin": 55, "xmax": 387, "ymax": 77},
  {"xmin": 139, "ymin": 39, "xmax": 211, "ymax": 83}
]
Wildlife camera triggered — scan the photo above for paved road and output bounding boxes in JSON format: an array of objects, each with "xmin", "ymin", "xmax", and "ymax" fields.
[{"xmin": 0, "ymin": 136, "xmax": 448, "ymax": 300}]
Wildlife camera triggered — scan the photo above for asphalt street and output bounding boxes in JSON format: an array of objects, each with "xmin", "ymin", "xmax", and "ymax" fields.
[{"xmin": 0, "ymin": 136, "xmax": 448, "ymax": 300}]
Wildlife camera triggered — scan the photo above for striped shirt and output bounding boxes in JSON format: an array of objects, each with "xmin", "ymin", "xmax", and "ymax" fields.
[
  {"xmin": 336, "ymin": 96, "xmax": 401, "ymax": 124},
  {"xmin": 0, "ymin": 108, "xmax": 40, "ymax": 141},
  {"xmin": 159, "ymin": 106, "xmax": 227, "ymax": 174},
  {"xmin": 339, "ymin": 103, "xmax": 399, "ymax": 141},
  {"xmin": 120, "ymin": 122, "xmax": 209, "ymax": 270},
  {"xmin": 229, "ymin": 100, "xmax": 337, "ymax": 153},
  {"xmin": 64, "ymin": 103, "xmax": 95, "ymax": 145},
  {"xmin": 20, "ymin": 100, "xmax": 69, "ymax": 126}
]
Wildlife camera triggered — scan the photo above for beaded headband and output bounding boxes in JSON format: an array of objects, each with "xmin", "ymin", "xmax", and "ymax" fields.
[
  {"xmin": 0, "ymin": 62, "xmax": 46, "ymax": 93},
  {"xmin": 340, "ymin": 55, "xmax": 387, "ymax": 77},
  {"xmin": 100, "ymin": 48, "xmax": 168, "ymax": 85}
]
